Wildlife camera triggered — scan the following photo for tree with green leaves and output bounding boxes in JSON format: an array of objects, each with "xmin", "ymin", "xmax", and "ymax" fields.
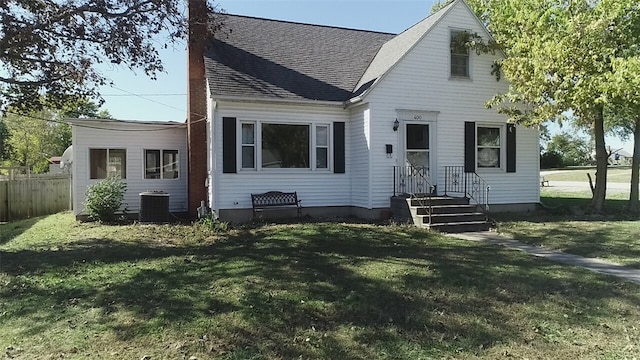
[
  {"xmin": 1, "ymin": 101, "xmax": 112, "ymax": 173},
  {"xmin": 604, "ymin": 57, "xmax": 640, "ymax": 212},
  {"xmin": 0, "ymin": 0, "xmax": 219, "ymax": 113},
  {"xmin": 543, "ymin": 132, "xmax": 591, "ymax": 168},
  {"xmin": 439, "ymin": 0, "xmax": 640, "ymax": 213},
  {"xmin": 0, "ymin": 120, "xmax": 11, "ymax": 162}
]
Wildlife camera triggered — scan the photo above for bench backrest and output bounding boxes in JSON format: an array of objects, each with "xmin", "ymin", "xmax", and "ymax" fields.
[{"xmin": 252, "ymin": 191, "xmax": 298, "ymax": 207}]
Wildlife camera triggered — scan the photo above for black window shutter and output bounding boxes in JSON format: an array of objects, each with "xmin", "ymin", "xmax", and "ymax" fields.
[
  {"xmin": 464, "ymin": 121, "xmax": 476, "ymax": 173},
  {"xmin": 333, "ymin": 122, "xmax": 345, "ymax": 174},
  {"xmin": 506, "ymin": 123, "xmax": 516, "ymax": 173},
  {"xmin": 222, "ymin": 117, "xmax": 237, "ymax": 174}
]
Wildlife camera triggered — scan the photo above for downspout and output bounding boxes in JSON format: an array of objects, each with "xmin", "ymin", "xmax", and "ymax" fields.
[{"xmin": 208, "ymin": 99, "xmax": 218, "ymax": 217}]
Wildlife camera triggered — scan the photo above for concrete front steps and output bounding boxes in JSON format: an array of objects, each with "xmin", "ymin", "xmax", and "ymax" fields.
[{"xmin": 391, "ymin": 196, "xmax": 491, "ymax": 233}]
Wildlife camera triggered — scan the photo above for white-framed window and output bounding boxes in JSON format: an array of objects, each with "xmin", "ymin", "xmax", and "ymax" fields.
[
  {"xmin": 144, "ymin": 149, "xmax": 179, "ymax": 179},
  {"xmin": 239, "ymin": 121, "xmax": 331, "ymax": 171},
  {"xmin": 241, "ymin": 123, "xmax": 256, "ymax": 169},
  {"xmin": 450, "ymin": 30, "xmax": 470, "ymax": 78},
  {"xmin": 315, "ymin": 125, "xmax": 329, "ymax": 169},
  {"xmin": 89, "ymin": 148, "xmax": 126, "ymax": 179},
  {"xmin": 477, "ymin": 126, "xmax": 502, "ymax": 169}
]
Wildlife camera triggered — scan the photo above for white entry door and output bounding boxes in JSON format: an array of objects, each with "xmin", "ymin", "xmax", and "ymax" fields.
[{"xmin": 405, "ymin": 123, "xmax": 431, "ymax": 170}]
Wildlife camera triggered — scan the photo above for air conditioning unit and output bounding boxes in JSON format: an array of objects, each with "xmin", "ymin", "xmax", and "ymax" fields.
[{"xmin": 139, "ymin": 191, "xmax": 170, "ymax": 223}]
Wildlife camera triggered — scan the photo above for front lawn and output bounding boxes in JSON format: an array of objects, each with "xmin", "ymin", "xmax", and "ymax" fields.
[
  {"xmin": 1, "ymin": 213, "xmax": 640, "ymax": 359},
  {"xmin": 496, "ymin": 189, "xmax": 640, "ymax": 268}
]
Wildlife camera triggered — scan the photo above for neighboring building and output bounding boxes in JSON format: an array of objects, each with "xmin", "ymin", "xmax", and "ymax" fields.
[
  {"xmin": 48, "ymin": 156, "xmax": 63, "ymax": 174},
  {"xmin": 70, "ymin": 0, "xmax": 540, "ymax": 223},
  {"xmin": 609, "ymin": 148, "xmax": 633, "ymax": 166}
]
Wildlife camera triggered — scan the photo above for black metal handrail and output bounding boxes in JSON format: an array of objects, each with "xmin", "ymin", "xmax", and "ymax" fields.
[
  {"xmin": 443, "ymin": 166, "xmax": 490, "ymax": 220},
  {"xmin": 393, "ymin": 165, "xmax": 434, "ymax": 223}
]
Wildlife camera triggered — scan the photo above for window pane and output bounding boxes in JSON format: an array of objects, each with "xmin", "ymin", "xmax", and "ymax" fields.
[
  {"xmin": 316, "ymin": 148, "xmax": 328, "ymax": 169},
  {"xmin": 478, "ymin": 148, "xmax": 500, "ymax": 168},
  {"xmin": 262, "ymin": 124, "xmax": 310, "ymax": 168},
  {"xmin": 451, "ymin": 55, "xmax": 468, "ymax": 77},
  {"xmin": 477, "ymin": 127, "xmax": 500, "ymax": 146},
  {"xmin": 406, "ymin": 124, "xmax": 429, "ymax": 150},
  {"xmin": 90, "ymin": 149, "xmax": 107, "ymax": 179},
  {"xmin": 406, "ymin": 151, "xmax": 429, "ymax": 169},
  {"xmin": 450, "ymin": 31, "xmax": 469, "ymax": 54},
  {"xmin": 145, "ymin": 150, "xmax": 161, "ymax": 179},
  {"xmin": 163, "ymin": 150, "xmax": 179, "ymax": 179},
  {"xmin": 242, "ymin": 123, "xmax": 254, "ymax": 144},
  {"xmin": 242, "ymin": 146, "xmax": 255, "ymax": 168},
  {"xmin": 316, "ymin": 126, "xmax": 328, "ymax": 147},
  {"xmin": 451, "ymin": 31, "xmax": 469, "ymax": 77},
  {"xmin": 109, "ymin": 149, "xmax": 126, "ymax": 179}
]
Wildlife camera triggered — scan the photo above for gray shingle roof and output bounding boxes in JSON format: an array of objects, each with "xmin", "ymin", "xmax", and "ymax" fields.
[{"xmin": 204, "ymin": 15, "xmax": 395, "ymax": 102}]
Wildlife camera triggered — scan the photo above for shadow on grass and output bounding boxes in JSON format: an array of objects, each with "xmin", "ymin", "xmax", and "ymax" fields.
[
  {"xmin": 0, "ymin": 217, "xmax": 41, "ymax": 246},
  {"xmin": 1, "ymin": 224, "xmax": 639, "ymax": 358}
]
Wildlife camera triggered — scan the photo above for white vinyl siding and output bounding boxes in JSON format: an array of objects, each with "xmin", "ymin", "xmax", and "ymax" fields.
[
  {"xmin": 72, "ymin": 122, "xmax": 188, "ymax": 215},
  {"xmin": 349, "ymin": 105, "xmax": 372, "ymax": 208},
  {"xmin": 213, "ymin": 101, "xmax": 350, "ymax": 212}
]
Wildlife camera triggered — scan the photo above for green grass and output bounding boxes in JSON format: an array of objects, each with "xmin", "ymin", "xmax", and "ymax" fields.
[
  {"xmin": 496, "ymin": 189, "xmax": 640, "ymax": 268},
  {"xmin": 2, "ymin": 213, "xmax": 640, "ymax": 359},
  {"xmin": 543, "ymin": 167, "xmax": 631, "ymax": 183}
]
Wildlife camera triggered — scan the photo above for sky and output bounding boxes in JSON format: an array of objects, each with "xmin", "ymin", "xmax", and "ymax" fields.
[{"xmin": 97, "ymin": 0, "xmax": 633, "ymax": 153}]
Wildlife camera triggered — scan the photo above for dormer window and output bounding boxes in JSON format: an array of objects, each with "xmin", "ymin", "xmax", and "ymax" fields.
[{"xmin": 450, "ymin": 30, "xmax": 469, "ymax": 78}]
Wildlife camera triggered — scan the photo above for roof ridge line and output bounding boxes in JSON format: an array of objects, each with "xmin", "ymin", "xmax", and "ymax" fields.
[{"xmin": 218, "ymin": 13, "xmax": 396, "ymax": 35}]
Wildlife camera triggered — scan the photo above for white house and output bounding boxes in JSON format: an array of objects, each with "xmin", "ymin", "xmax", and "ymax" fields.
[
  {"xmin": 195, "ymin": 0, "xmax": 539, "ymax": 222},
  {"xmin": 69, "ymin": 119, "xmax": 188, "ymax": 218},
  {"xmin": 70, "ymin": 0, "xmax": 539, "ymax": 228}
]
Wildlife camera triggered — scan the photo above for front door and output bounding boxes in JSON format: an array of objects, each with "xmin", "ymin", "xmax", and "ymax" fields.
[
  {"xmin": 403, "ymin": 122, "xmax": 434, "ymax": 194},
  {"xmin": 405, "ymin": 123, "xmax": 430, "ymax": 170}
]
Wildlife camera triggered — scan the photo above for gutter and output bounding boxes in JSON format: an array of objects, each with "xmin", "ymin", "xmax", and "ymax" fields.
[{"xmin": 212, "ymin": 95, "xmax": 345, "ymax": 108}]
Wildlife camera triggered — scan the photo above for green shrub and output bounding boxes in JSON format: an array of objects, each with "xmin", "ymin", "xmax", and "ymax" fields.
[{"xmin": 84, "ymin": 177, "xmax": 127, "ymax": 222}]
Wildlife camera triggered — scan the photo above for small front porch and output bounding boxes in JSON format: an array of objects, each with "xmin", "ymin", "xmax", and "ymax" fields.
[{"xmin": 390, "ymin": 165, "xmax": 492, "ymax": 233}]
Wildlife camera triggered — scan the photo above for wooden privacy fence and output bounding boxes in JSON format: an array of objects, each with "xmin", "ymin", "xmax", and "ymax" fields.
[{"xmin": 0, "ymin": 175, "xmax": 71, "ymax": 222}]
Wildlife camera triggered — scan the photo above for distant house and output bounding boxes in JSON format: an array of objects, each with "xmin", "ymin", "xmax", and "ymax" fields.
[
  {"xmin": 70, "ymin": 0, "xmax": 540, "ymax": 224},
  {"xmin": 609, "ymin": 149, "xmax": 633, "ymax": 166},
  {"xmin": 48, "ymin": 156, "xmax": 63, "ymax": 174}
]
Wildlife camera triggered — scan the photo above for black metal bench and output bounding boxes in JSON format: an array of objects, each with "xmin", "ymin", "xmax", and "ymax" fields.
[
  {"xmin": 251, "ymin": 191, "xmax": 302, "ymax": 219},
  {"xmin": 540, "ymin": 176, "xmax": 550, "ymax": 187}
]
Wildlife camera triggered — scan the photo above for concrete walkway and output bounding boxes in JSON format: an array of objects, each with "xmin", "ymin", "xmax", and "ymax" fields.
[{"xmin": 448, "ymin": 231, "xmax": 640, "ymax": 285}]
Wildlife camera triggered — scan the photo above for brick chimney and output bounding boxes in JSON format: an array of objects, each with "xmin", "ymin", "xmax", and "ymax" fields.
[{"xmin": 187, "ymin": 0, "xmax": 208, "ymax": 217}]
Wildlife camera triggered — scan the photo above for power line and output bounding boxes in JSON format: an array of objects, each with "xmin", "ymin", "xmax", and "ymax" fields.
[
  {"xmin": 101, "ymin": 93, "xmax": 187, "ymax": 97},
  {"xmin": 107, "ymin": 85, "xmax": 187, "ymax": 114}
]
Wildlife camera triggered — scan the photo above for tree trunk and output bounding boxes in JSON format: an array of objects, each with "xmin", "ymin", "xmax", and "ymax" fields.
[
  {"xmin": 591, "ymin": 106, "xmax": 608, "ymax": 213},
  {"xmin": 628, "ymin": 114, "xmax": 640, "ymax": 213}
]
